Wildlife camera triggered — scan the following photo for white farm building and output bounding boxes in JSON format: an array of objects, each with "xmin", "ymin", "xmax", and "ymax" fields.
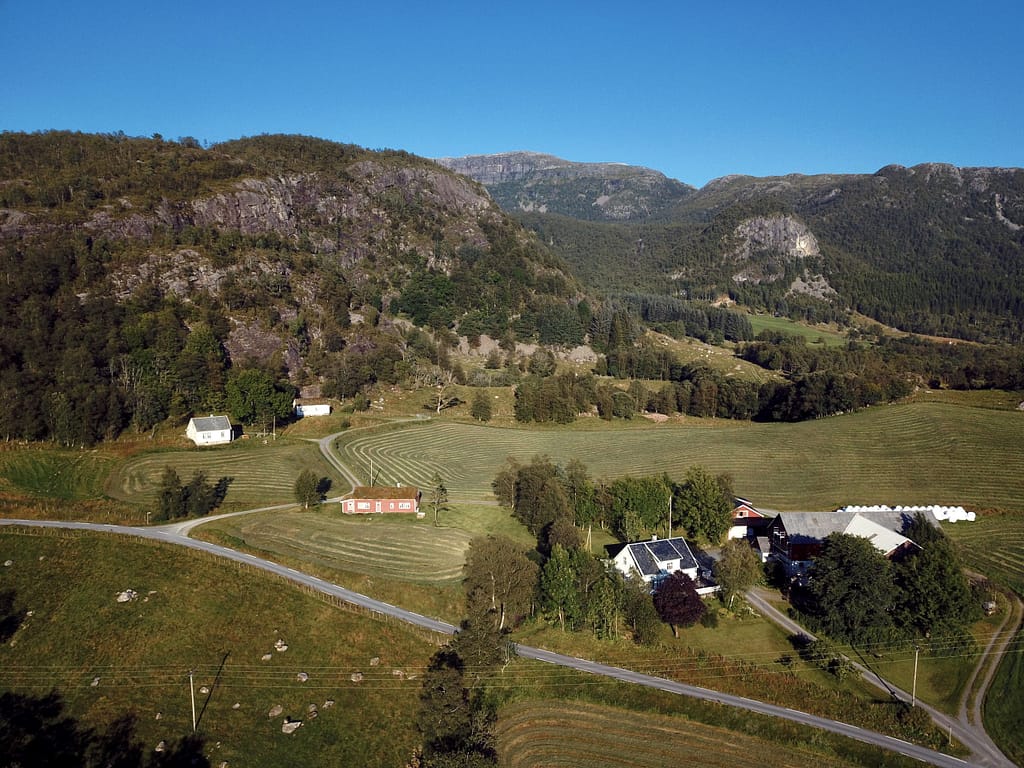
[{"xmin": 186, "ymin": 415, "xmax": 233, "ymax": 446}]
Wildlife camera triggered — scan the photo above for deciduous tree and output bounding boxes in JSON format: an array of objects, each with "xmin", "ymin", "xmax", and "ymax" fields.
[
  {"xmin": 673, "ymin": 465, "xmax": 732, "ymax": 544},
  {"xmin": 470, "ymin": 390, "xmax": 492, "ymax": 422},
  {"xmin": 540, "ymin": 544, "xmax": 579, "ymax": 631},
  {"xmin": 428, "ymin": 473, "xmax": 449, "ymax": 527},
  {"xmin": 294, "ymin": 469, "xmax": 320, "ymax": 509},
  {"xmin": 714, "ymin": 539, "xmax": 763, "ymax": 607},
  {"xmin": 806, "ymin": 533, "xmax": 895, "ymax": 645},
  {"xmin": 463, "ymin": 536, "xmax": 539, "ymax": 631},
  {"xmin": 653, "ymin": 571, "xmax": 706, "ymax": 637}
]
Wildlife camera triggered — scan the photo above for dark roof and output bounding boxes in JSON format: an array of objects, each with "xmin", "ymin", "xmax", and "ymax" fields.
[
  {"xmin": 626, "ymin": 537, "xmax": 699, "ymax": 576},
  {"xmin": 350, "ymin": 486, "xmax": 419, "ymax": 500},
  {"xmin": 630, "ymin": 543, "xmax": 661, "ymax": 577}
]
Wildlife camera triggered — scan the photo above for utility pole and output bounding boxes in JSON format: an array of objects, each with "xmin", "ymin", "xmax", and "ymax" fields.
[
  {"xmin": 912, "ymin": 646, "xmax": 919, "ymax": 707},
  {"xmin": 189, "ymin": 669, "xmax": 197, "ymax": 732},
  {"xmin": 667, "ymin": 494, "xmax": 673, "ymax": 538}
]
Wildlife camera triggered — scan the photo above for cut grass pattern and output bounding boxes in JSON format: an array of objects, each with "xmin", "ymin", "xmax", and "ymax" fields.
[
  {"xmin": 205, "ymin": 511, "xmax": 472, "ymax": 585},
  {"xmin": 107, "ymin": 441, "xmax": 343, "ymax": 508},
  {"xmin": 0, "ymin": 450, "xmax": 114, "ymax": 500},
  {"xmin": 495, "ymin": 699, "xmax": 911, "ymax": 768},
  {"xmin": 946, "ymin": 514, "xmax": 1024, "ymax": 595},
  {"xmin": 336, "ymin": 401, "xmax": 1024, "ymax": 511}
]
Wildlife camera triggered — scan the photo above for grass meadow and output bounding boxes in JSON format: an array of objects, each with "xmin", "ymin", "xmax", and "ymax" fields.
[
  {"xmin": 745, "ymin": 313, "xmax": 850, "ymax": 347},
  {"xmin": 335, "ymin": 397, "xmax": 1024, "ymax": 512},
  {"xmin": 104, "ymin": 438, "xmax": 346, "ymax": 510},
  {"xmin": 945, "ymin": 512, "xmax": 1024, "ymax": 766},
  {"xmin": 494, "ymin": 698, "xmax": 922, "ymax": 768},
  {"xmin": 194, "ymin": 501, "xmax": 536, "ymax": 624},
  {"xmin": 0, "ymin": 529, "xmax": 435, "ymax": 768},
  {"xmin": 0, "ymin": 530, "xmax": 924, "ymax": 768}
]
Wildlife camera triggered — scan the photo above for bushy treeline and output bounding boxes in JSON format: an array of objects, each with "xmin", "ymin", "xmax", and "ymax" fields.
[
  {"xmin": 154, "ymin": 466, "xmax": 231, "ymax": 521},
  {"xmin": 616, "ymin": 294, "xmax": 754, "ymax": 343},
  {"xmin": 792, "ymin": 514, "xmax": 982, "ymax": 650},
  {"xmin": 492, "ymin": 456, "xmax": 733, "ymax": 549},
  {"xmin": 591, "ymin": 331, "xmax": 1024, "ymax": 424},
  {"xmin": 742, "ymin": 331, "xmax": 1024, "ymax": 390}
]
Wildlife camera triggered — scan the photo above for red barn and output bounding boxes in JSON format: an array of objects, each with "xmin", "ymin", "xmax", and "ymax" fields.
[{"xmin": 342, "ymin": 486, "xmax": 421, "ymax": 515}]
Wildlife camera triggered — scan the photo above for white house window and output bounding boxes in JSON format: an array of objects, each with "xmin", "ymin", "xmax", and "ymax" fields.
[
  {"xmin": 357, "ymin": 501, "xmax": 370, "ymax": 510},
  {"xmin": 398, "ymin": 502, "xmax": 411, "ymax": 510}
]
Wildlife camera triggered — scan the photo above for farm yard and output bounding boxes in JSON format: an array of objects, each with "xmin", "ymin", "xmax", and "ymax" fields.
[{"xmin": 335, "ymin": 398, "xmax": 1024, "ymax": 513}]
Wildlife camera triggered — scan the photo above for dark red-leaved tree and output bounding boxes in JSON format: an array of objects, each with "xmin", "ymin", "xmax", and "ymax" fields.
[{"xmin": 653, "ymin": 571, "xmax": 706, "ymax": 637}]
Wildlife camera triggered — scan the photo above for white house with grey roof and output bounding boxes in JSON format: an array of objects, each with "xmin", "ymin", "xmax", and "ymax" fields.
[
  {"xmin": 610, "ymin": 536, "xmax": 700, "ymax": 588},
  {"xmin": 186, "ymin": 415, "xmax": 233, "ymax": 446}
]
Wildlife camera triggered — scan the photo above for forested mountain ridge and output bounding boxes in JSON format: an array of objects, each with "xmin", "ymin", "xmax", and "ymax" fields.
[
  {"xmin": 0, "ymin": 132, "xmax": 585, "ymax": 444},
  {"xmin": 435, "ymin": 151, "xmax": 695, "ymax": 222},
  {"xmin": 446, "ymin": 153, "xmax": 1024, "ymax": 342}
]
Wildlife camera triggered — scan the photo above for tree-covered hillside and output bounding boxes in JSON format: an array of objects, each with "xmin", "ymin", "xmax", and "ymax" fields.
[
  {"xmin": 0, "ymin": 132, "xmax": 585, "ymax": 444},
  {"xmin": 471, "ymin": 160, "xmax": 1024, "ymax": 342}
]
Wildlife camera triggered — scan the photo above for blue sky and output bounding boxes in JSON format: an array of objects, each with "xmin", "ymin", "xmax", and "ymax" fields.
[{"xmin": 2, "ymin": 1, "xmax": 1021, "ymax": 187}]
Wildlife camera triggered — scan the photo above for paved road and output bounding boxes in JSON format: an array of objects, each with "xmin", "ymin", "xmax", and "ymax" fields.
[
  {"xmin": 0, "ymin": 517, "xmax": 987, "ymax": 768},
  {"xmin": 745, "ymin": 588, "xmax": 1016, "ymax": 768}
]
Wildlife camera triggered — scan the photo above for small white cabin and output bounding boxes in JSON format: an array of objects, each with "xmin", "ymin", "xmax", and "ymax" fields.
[
  {"xmin": 293, "ymin": 398, "xmax": 332, "ymax": 417},
  {"xmin": 186, "ymin": 415, "xmax": 233, "ymax": 446}
]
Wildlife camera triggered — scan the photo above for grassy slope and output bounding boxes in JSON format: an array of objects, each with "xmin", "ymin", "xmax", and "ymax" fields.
[
  {"xmin": 105, "ymin": 438, "xmax": 347, "ymax": 511},
  {"xmin": 745, "ymin": 312, "xmax": 850, "ymax": 347},
  {"xmin": 495, "ymin": 698, "xmax": 921, "ymax": 768},
  {"xmin": 945, "ymin": 513, "xmax": 1024, "ymax": 766},
  {"xmin": 334, "ymin": 397, "xmax": 1024, "ymax": 512},
  {"xmin": 0, "ymin": 530, "xmax": 435, "ymax": 768}
]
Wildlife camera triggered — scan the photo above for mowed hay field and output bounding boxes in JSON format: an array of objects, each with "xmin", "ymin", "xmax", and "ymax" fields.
[
  {"xmin": 0, "ymin": 530, "xmax": 435, "ymax": 768},
  {"xmin": 106, "ymin": 440, "xmax": 345, "ymax": 509},
  {"xmin": 204, "ymin": 509, "xmax": 472, "ymax": 585},
  {"xmin": 946, "ymin": 513, "xmax": 1024, "ymax": 595},
  {"xmin": 0, "ymin": 448, "xmax": 114, "ymax": 500},
  {"xmin": 336, "ymin": 398, "xmax": 1024, "ymax": 511},
  {"xmin": 495, "ymin": 699, "xmax": 914, "ymax": 768},
  {"xmin": 945, "ymin": 513, "xmax": 1024, "ymax": 766}
]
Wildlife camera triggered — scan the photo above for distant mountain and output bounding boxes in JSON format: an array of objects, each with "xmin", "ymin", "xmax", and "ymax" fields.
[
  {"xmin": 435, "ymin": 152, "xmax": 695, "ymax": 222},
  {"xmin": 485, "ymin": 158, "xmax": 1024, "ymax": 342}
]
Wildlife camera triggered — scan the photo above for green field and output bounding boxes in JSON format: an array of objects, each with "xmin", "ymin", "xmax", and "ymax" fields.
[
  {"xmin": 946, "ymin": 514, "xmax": 1024, "ymax": 595},
  {"xmin": 745, "ymin": 313, "xmax": 850, "ymax": 347},
  {"xmin": 0, "ymin": 530, "xmax": 435, "ymax": 768},
  {"xmin": 945, "ymin": 513, "xmax": 1024, "ymax": 765},
  {"xmin": 0, "ymin": 448, "xmax": 114, "ymax": 500},
  {"xmin": 335, "ymin": 399, "xmax": 1024, "ymax": 512},
  {"xmin": 106, "ymin": 439, "xmax": 346, "ymax": 510},
  {"xmin": 495, "ymin": 698, "xmax": 917, "ymax": 768},
  {"xmin": 195, "ymin": 502, "xmax": 535, "ymax": 623},
  {"xmin": 206, "ymin": 509, "xmax": 473, "ymax": 585}
]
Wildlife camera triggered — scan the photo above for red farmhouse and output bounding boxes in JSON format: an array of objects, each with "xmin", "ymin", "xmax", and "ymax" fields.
[{"xmin": 342, "ymin": 486, "xmax": 422, "ymax": 515}]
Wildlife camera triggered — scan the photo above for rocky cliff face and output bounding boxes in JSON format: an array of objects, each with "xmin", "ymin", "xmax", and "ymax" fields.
[
  {"xmin": 435, "ymin": 152, "xmax": 695, "ymax": 221},
  {"xmin": 728, "ymin": 215, "xmax": 835, "ymax": 298}
]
